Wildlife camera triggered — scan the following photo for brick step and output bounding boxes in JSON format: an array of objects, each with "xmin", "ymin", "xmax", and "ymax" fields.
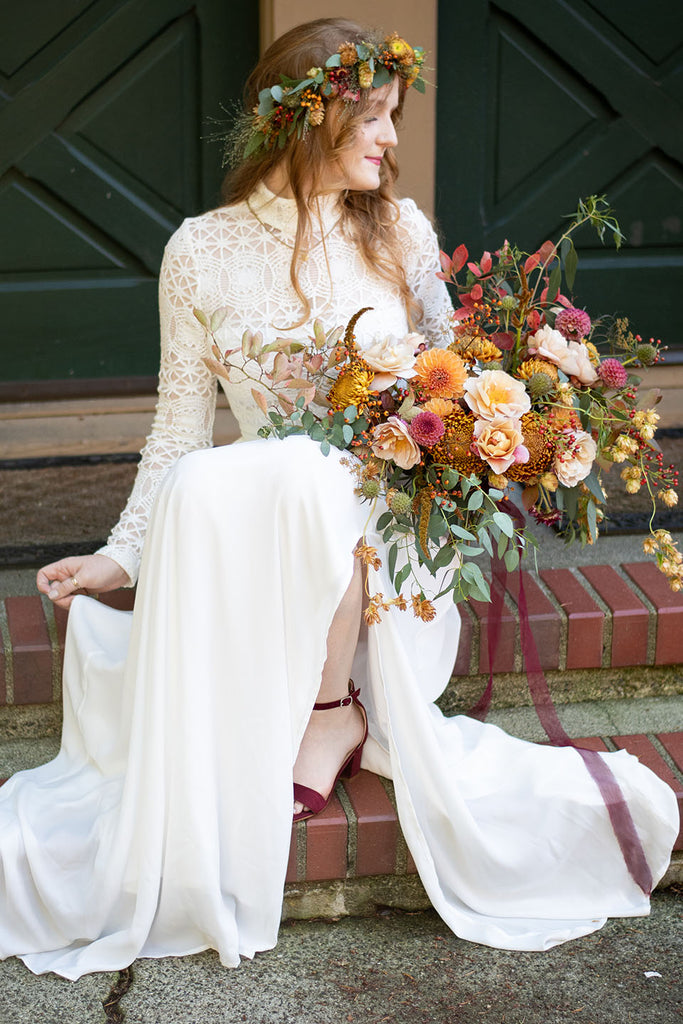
[
  {"xmin": 1, "ymin": 737, "xmax": 682, "ymax": 916},
  {"xmin": 1, "ymin": 562, "xmax": 681, "ymax": 734}
]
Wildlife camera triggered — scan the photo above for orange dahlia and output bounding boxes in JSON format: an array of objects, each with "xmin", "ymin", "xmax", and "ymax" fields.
[
  {"xmin": 516, "ymin": 358, "xmax": 559, "ymax": 383},
  {"xmin": 414, "ymin": 348, "xmax": 468, "ymax": 399},
  {"xmin": 423, "ymin": 397, "xmax": 455, "ymax": 417}
]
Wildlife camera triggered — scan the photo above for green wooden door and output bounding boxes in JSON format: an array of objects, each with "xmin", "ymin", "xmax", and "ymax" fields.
[
  {"xmin": 0, "ymin": 0, "xmax": 258, "ymax": 394},
  {"xmin": 436, "ymin": 0, "xmax": 683, "ymax": 356}
]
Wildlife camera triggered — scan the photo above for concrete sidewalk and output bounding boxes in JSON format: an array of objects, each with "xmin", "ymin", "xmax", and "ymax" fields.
[{"xmin": 1, "ymin": 893, "xmax": 680, "ymax": 1024}]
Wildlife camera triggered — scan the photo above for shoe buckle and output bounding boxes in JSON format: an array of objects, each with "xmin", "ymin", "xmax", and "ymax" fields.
[{"xmin": 340, "ymin": 695, "xmax": 353, "ymax": 707}]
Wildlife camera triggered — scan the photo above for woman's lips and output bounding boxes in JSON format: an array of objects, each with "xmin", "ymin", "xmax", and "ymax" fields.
[{"xmin": 365, "ymin": 156, "xmax": 382, "ymax": 165}]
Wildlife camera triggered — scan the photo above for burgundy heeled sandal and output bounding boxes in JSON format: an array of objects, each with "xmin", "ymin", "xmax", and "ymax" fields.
[{"xmin": 293, "ymin": 679, "xmax": 368, "ymax": 823}]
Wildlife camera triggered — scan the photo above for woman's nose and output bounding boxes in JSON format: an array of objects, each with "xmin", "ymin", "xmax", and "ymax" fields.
[{"xmin": 380, "ymin": 117, "xmax": 398, "ymax": 148}]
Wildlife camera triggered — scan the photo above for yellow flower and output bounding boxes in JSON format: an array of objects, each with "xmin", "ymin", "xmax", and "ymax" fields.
[
  {"xmin": 328, "ymin": 362, "xmax": 374, "ymax": 409},
  {"xmin": 660, "ymin": 488, "xmax": 678, "ymax": 507},
  {"xmin": 517, "ymin": 358, "xmax": 560, "ymax": 383},
  {"xmin": 338, "ymin": 42, "xmax": 357, "ymax": 66},
  {"xmin": 386, "ymin": 33, "xmax": 415, "ymax": 66},
  {"xmin": 358, "ymin": 61, "xmax": 374, "ymax": 89},
  {"xmin": 642, "ymin": 537, "xmax": 657, "ymax": 554},
  {"xmin": 414, "ymin": 348, "xmax": 468, "ymax": 399},
  {"xmin": 423, "ymin": 397, "xmax": 455, "ymax": 417}
]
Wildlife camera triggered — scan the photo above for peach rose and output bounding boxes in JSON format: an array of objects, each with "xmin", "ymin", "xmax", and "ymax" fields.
[
  {"xmin": 361, "ymin": 332, "xmax": 423, "ymax": 391},
  {"xmin": 370, "ymin": 416, "xmax": 421, "ymax": 469},
  {"xmin": 554, "ymin": 429, "xmax": 597, "ymax": 487},
  {"xmin": 463, "ymin": 369, "xmax": 531, "ymax": 421},
  {"xmin": 528, "ymin": 326, "xmax": 597, "ymax": 385},
  {"xmin": 471, "ymin": 416, "xmax": 526, "ymax": 475}
]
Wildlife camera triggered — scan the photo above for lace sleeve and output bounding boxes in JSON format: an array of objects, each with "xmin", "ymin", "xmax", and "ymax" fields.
[
  {"xmin": 96, "ymin": 220, "xmax": 217, "ymax": 585},
  {"xmin": 398, "ymin": 198, "xmax": 454, "ymax": 348}
]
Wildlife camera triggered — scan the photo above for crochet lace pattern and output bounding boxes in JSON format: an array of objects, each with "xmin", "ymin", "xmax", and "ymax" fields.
[{"xmin": 97, "ymin": 183, "xmax": 454, "ymax": 584}]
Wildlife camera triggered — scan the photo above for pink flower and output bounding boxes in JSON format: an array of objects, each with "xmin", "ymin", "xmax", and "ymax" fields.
[
  {"xmin": 555, "ymin": 307, "xmax": 592, "ymax": 342},
  {"xmin": 554, "ymin": 429, "xmax": 597, "ymax": 487},
  {"xmin": 370, "ymin": 416, "xmax": 421, "ymax": 469},
  {"xmin": 362, "ymin": 332, "xmax": 422, "ymax": 390},
  {"xmin": 598, "ymin": 358, "xmax": 628, "ymax": 390},
  {"xmin": 471, "ymin": 416, "xmax": 525, "ymax": 474},
  {"xmin": 409, "ymin": 411, "xmax": 445, "ymax": 448},
  {"xmin": 463, "ymin": 369, "xmax": 530, "ymax": 421},
  {"xmin": 528, "ymin": 326, "xmax": 597, "ymax": 385}
]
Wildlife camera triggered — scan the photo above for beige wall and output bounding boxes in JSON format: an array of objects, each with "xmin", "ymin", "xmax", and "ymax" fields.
[{"xmin": 259, "ymin": 0, "xmax": 438, "ymax": 216}]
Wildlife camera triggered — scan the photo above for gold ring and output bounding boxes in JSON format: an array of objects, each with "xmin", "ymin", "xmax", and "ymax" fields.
[{"xmin": 71, "ymin": 576, "xmax": 80, "ymax": 589}]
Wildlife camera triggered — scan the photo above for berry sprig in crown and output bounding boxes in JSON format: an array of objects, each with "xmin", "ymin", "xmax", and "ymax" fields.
[{"xmin": 241, "ymin": 33, "xmax": 425, "ymax": 160}]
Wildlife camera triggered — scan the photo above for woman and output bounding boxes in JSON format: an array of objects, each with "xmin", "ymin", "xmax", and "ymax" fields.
[{"xmin": 0, "ymin": 19, "xmax": 677, "ymax": 980}]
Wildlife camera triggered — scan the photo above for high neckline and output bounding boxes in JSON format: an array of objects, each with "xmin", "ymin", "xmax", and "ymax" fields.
[{"xmin": 247, "ymin": 181, "xmax": 342, "ymax": 239}]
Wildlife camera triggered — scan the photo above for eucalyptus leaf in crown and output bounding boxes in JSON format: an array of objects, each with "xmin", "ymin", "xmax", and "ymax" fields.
[{"xmin": 194, "ymin": 195, "xmax": 681, "ymax": 622}]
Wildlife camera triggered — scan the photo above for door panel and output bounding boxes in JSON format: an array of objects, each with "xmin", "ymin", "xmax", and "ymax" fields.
[
  {"xmin": 0, "ymin": 0, "xmax": 258, "ymax": 389},
  {"xmin": 436, "ymin": 0, "xmax": 683, "ymax": 355}
]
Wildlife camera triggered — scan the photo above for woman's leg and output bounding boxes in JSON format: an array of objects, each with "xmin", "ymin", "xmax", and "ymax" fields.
[{"xmin": 293, "ymin": 557, "xmax": 366, "ymax": 815}]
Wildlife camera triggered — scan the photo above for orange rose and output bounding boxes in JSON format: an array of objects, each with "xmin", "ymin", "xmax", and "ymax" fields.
[
  {"xmin": 370, "ymin": 416, "xmax": 421, "ymax": 469},
  {"xmin": 472, "ymin": 416, "xmax": 526, "ymax": 475}
]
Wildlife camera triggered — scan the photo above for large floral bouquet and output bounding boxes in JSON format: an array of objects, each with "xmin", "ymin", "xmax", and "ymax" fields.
[{"xmin": 196, "ymin": 196, "xmax": 680, "ymax": 621}]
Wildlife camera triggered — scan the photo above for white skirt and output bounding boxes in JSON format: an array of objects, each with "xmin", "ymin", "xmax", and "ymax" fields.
[{"xmin": 0, "ymin": 437, "xmax": 678, "ymax": 979}]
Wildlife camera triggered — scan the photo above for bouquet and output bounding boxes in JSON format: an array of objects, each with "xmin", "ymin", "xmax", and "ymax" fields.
[{"xmin": 195, "ymin": 195, "xmax": 680, "ymax": 621}]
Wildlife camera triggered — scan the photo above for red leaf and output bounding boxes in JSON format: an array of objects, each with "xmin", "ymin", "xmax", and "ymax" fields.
[
  {"xmin": 439, "ymin": 250, "xmax": 452, "ymax": 275},
  {"xmin": 527, "ymin": 310, "xmax": 541, "ymax": 332},
  {"xmin": 491, "ymin": 331, "xmax": 515, "ymax": 350},
  {"xmin": 451, "ymin": 244, "xmax": 469, "ymax": 273},
  {"xmin": 524, "ymin": 253, "xmax": 541, "ymax": 274},
  {"xmin": 556, "ymin": 293, "xmax": 572, "ymax": 308},
  {"xmin": 467, "ymin": 262, "xmax": 482, "ymax": 277},
  {"xmin": 538, "ymin": 240, "xmax": 556, "ymax": 264},
  {"xmin": 480, "ymin": 251, "xmax": 492, "ymax": 274},
  {"xmin": 435, "ymin": 271, "xmax": 449, "ymax": 281},
  {"xmin": 469, "ymin": 283, "xmax": 483, "ymax": 301},
  {"xmin": 452, "ymin": 307, "xmax": 475, "ymax": 321}
]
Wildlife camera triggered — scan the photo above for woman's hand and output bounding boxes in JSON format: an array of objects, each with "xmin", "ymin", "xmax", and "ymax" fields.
[{"xmin": 37, "ymin": 554, "xmax": 130, "ymax": 610}]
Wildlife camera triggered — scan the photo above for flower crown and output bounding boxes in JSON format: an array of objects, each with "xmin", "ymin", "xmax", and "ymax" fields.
[{"xmin": 240, "ymin": 33, "xmax": 425, "ymax": 161}]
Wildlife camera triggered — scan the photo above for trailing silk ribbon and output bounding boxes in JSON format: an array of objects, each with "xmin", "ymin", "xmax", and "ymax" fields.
[{"xmin": 467, "ymin": 498, "xmax": 653, "ymax": 896}]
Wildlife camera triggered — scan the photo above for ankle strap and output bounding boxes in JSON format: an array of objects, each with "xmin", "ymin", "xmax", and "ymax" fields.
[{"xmin": 313, "ymin": 680, "xmax": 360, "ymax": 711}]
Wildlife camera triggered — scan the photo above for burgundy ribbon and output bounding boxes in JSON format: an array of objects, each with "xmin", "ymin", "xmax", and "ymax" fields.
[{"xmin": 467, "ymin": 498, "xmax": 653, "ymax": 896}]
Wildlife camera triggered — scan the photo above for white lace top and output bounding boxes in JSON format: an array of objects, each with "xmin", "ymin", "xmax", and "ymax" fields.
[{"xmin": 97, "ymin": 182, "xmax": 454, "ymax": 584}]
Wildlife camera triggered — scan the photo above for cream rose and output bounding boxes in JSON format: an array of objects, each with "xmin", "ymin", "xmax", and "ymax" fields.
[
  {"xmin": 528, "ymin": 326, "xmax": 597, "ymax": 385},
  {"xmin": 361, "ymin": 332, "xmax": 423, "ymax": 391},
  {"xmin": 471, "ymin": 416, "xmax": 525, "ymax": 474},
  {"xmin": 463, "ymin": 369, "xmax": 531, "ymax": 421},
  {"xmin": 554, "ymin": 429, "xmax": 597, "ymax": 487},
  {"xmin": 370, "ymin": 416, "xmax": 421, "ymax": 469}
]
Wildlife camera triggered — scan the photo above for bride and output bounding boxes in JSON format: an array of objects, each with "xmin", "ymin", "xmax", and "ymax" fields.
[{"xmin": 0, "ymin": 18, "xmax": 677, "ymax": 980}]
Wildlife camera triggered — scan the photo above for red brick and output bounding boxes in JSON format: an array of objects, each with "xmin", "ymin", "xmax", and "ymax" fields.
[
  {"xmin": 539, "ymin": 569, "xmax": 603, "ymax": 669},
  {"xmin": 53, "ymin": 604, "xmax": 69, "ymax": 650},
  {"xmin": 99, "ymin": 590, "xmax": 136, "ymax": 611},
  {"xmin": 286, "ymin": 826, "xmax": 299, "ymax": 883},
  {"xmin": 468, "ymin": 596, "xmax": 516, "ymax": 674},
  {"xmin": 622, "ymin": 562, "xmax": 683, "ymax": 665},
  {"xmin": 452, "ymin": 602, "xmax": 474, "ymax": 676},
  {"xmin": 304, "ymin": 791, "xmax": 348, "ymax": 881},
  {"xmin": 342, "ymin": 771, "xmax": 398, "ymax": 877},
  {"xmin": 612, "ymin": 734, "xmax": 683, "ymax": 851},
  {"xmin": 657, "ymin": 733, "xmax": 683, "ymax": 775},
  {"xmin": 506, "ymin": 571, "xmax": 561, "ymax": 671},
  {"xmin": 580, "ymin": 565, "xmax": 649, "ymax": 668},
  {"xmin": 571, "ymin": 736, "xmax": 610, "ymax": 752},
  {"xmin": 5, "ymin": 597, "xmax": 52, "ymax": 704}
]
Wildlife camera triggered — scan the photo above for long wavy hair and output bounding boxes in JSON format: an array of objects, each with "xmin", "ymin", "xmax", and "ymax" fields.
[{"xmin": 220, "ymin": 18, "xmax": 420, "ymax": 328}]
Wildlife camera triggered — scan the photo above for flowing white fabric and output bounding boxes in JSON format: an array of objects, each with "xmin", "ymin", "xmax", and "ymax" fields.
[{"xmin": 0, "ymin": 186, "xmax": 678, "ymax": 979}]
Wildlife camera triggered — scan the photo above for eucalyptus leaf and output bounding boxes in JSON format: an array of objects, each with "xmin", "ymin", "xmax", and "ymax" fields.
[
  {"xmin": 450, "ymin": 524, "xmax": 475, "ymax": 541},
  {"xmin": 388, "ymin": 543, "xmax": 398, "ymax": 582},
  {"xmin": 394, "ymin": 563, "xmax": 411, "ymax": 593},
  {"xmin": 467, "ymin": 489, "xmax": 484, "ymax": 511},
  {"xmin": 504, "ymin": 547, "xmax": 520, "ymax": 573},
  {"xmin": 565, "ymin": 239, "xmax": 578, "ymax": 290},
  {"xmin": 492, "ymin": 511, "xmax": 514, "ymax": 537},
  {"xmin": 377, "ymin": 512, "xmax": 393, "ymax": 531}
]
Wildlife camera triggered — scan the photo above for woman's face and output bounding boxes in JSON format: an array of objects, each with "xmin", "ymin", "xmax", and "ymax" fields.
[{"xmin": 326, "ymin": 76, "xmax": 400, "ymax": 193}]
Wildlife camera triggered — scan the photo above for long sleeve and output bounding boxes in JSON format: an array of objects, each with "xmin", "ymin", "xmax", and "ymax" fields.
[
  {"xmin": 96, "ymin": 220, "xmax": 217, "ymax": 585},
  {"xmin": 398, "ymin": 198, "xmax": 454, "ymax": 347}
]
